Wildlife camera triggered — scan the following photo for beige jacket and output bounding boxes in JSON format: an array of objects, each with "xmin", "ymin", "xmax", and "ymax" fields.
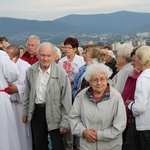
[
  {"xmin": 69, "ymin": 86, "xmax": 126, "ymax": 150},
  {"xmin": 23, "ymin": 61, "xmax": 72, "ymax": 130}
]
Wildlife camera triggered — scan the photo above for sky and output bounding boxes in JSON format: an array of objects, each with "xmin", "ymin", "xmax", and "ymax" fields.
[{"xmin": 1, "ymin": 0, "xmax": 150, "ymax": 21}]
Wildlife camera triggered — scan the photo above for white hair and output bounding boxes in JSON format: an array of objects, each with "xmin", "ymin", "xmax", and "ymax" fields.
[
  {"xmin": 84, "ymin": 62, "xmax": 112, "ymax": 82},
  {"xmin": 107, "ymin": 50, "xmax": 115, "ymax": 58},
  {"xmin": 37, "ymin": 42, "xmax": 56, "ymax": 54},
  {"xmin": 116, "ymin": 43, "xmax": 133, "ymax": 62},
  {"xmin": 26, "ymin": 35, "xmax": 40, "ymax": 45},
  {"xmin": 54, "ymin": 46, "xmax": 62, "ymax": 59},
  {"xmin": 136, "ymin": 46, "xmax": 150, "ymax": 66}
]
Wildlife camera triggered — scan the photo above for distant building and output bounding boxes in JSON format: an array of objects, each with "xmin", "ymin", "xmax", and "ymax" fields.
[
  {"xmin": 137, "ymin": 32, "xmax": 150, "ymax": 37},
  {"xmin": 137, "ymin": 40, "xmax": 146, "ymax": 46},
  {"xmin": 111, "ymin": 42, "xmax": 120, "ymax": 51}
]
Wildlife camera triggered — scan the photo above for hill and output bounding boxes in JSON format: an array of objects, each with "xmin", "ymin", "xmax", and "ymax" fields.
[
  {"xmin": 55, "ymin": 11, "xmax": 150, "ymax": 34},
  {"xmin": 1, "ymin": 11, "xmax": 150, "ymax": 45}
]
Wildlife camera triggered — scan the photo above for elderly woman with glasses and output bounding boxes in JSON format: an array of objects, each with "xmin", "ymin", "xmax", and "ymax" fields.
[{"xmin": 69, "ymin": 62, "xmax": 126, "ymax": 150}]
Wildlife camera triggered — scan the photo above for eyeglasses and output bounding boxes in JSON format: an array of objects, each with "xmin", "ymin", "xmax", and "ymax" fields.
[
  {"xmin": 116, "ymin": 54, "xmax": 122, "ymax": 58},
  {"xmin": 64, "ymin": 46, "xmax": 73, "ymax": 50},
  {"xmin": 91, "ymin": 78, "xmax": 107, "ymax": 83},
  {"xmin": 61, "ymin": 46, "xmax": 65, "ymax": 49}
]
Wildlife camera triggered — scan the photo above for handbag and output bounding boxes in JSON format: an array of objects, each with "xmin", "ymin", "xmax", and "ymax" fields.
[{"xmin": 122, "ymin": 103, "xmax": 140, "ymax": 150}]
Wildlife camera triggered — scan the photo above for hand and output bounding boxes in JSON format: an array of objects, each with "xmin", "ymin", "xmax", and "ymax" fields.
[
  {"xmin": 83, "ymin": 129, "xmax": 97, "ymax": 143},
  {"xmin": 60, "ymin": 127, "xmax": 68, "ymax": 134},
  {"xmin": 7, "ymin": 83, "xmax": 18, "ymax": 94},
  {"xmin": 125, "ymin": 100, "xmax": 133, "ymax": 107},
  {"xmin": 22, "ymin": 116, "xmax": 27, "ymax": 124}
]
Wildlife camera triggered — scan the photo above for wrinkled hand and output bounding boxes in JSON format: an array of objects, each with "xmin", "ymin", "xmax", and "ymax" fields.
[
  {"xmin": 125, "ymin": 100, "xmax": 133, "ymax": 107},
  {"xmin": 22, "ymin": 116, "xmax": 27, "ymax": 124},
  {"xmin": 7, "ymin": 83, "xmax": 18, "ymax": 94},
  {"xmin": 83, "ymin": 129, "xmax": 97, "ymax": 143},
  {"xmin": 60, "ymin": 127, "xmax": 68, "ymax": 134}
]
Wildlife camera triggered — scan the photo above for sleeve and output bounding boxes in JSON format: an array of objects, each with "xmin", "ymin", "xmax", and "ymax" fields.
[
  {"xmin": 59, "ymin": 72, "xmax": 72, "ymax": 129},
  {"xmin": 97, "ymin": 96, "xmax": 126, "ymax": 141},
  {"xmin": 131, "ymin": 76, "xmax": 150, "ymax": 117},
  {"xmin": 22, "ymin": 69, "xmax": 31, "ymax": 117},
  {"xmin": 114, "ymin": 69, "xmax": 132, "ymax": 94},
  {"xmin": 16, "ymin": 63, "xmax": 31, "ymax": 102},
  {"xmin": 2, "ymin": 53, "xmax": 18, "ymax": 83},
  {"xmin": 69, "ymin": 94, "xmax": 86, "ymax": 137}
]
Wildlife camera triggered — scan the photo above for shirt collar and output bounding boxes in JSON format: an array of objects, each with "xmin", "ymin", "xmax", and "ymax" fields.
[{"xmin": 38, "ymin": 65, "xmax": 51, "ymax": 74}]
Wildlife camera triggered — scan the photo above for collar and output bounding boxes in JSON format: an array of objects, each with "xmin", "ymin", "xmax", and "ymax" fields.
[
  {"xmin": 23, "ymin": 51, "xmax": 36, "ymax": 58},
  {"xmin": 86, "ymin": 84, "xmax": 110, "ymax": 103},
  {"xmin": 64, "ymin": 54, "xmax": 82, "ymax": 65},
  {"xmin": 38, "ymin": 65, "xmax": 51, "ymax": 74}
]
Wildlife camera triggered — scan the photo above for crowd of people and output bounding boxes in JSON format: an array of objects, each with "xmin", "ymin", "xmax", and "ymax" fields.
[{"xmin": 0, "ymin": 35, "xmax": 150, "ymax": 150}]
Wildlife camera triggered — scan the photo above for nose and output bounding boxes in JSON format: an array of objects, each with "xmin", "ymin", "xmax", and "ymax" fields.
[{"xmin": 43, "ymin": 55, "xmax": 49, "ymax": 60}]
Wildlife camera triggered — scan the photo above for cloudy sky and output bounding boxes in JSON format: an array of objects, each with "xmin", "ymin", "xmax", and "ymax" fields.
[{"xmin": 1, "ymin": 0, "xmax": 150, "ymax": 21}]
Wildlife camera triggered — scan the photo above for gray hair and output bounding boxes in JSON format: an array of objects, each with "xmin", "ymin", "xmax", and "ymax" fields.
[
  {"xmin": 26, "ymin": 35, "xmax": 40, "ymax": 46},
  {"xmin": 136, "ymin": 46, "xmax": 150, "ymax": 67},
  {"xmin": 37, "ymin": 42, "xmax": 56, "ymax": 54},
  {"xmin": 116, "ymin": 43, "xmax": 133, "ymax": 62},
  {"xmin": 106, "ymin": 50, "xmax": 115, "ymax": 58},
  {"xmin": 84, "ymin": 62, "xmax": 113, "ymax": 82}
]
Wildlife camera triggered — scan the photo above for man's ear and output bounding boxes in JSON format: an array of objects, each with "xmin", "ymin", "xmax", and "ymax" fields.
[
  {"xmin": 36, "ymin": 53, "xmax": 39, "ymax": 59},
  {"xmin": 89, "ymin": 80, "xmax": 92, "ymax": 86}
]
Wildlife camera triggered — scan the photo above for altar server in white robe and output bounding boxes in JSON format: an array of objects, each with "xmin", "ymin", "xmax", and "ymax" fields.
[
  {"xmin": 5, "ymin": 45, "xmax": 32, "ymax": 150},
  {"xmin": 0, "ymin": 50, "xmax": 21, "ymax": 150}
]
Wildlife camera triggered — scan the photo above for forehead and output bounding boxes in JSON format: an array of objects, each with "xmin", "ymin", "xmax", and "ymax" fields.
[
  {"xmin": 92, "ymin": 71, "xmax": 106, "ymax": 78},
  {"xmin": 28, "ymin": 38, "xmax": 37, "ymax": 44},
  {"xmin": 39, "ymin": 45, "xmax": 53, "ymax": 54}
]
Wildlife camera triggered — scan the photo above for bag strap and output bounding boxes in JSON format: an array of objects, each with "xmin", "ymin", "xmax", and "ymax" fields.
[{"xmin": 129, "ymin": 102, "xmax": 135, "ymax": 123}]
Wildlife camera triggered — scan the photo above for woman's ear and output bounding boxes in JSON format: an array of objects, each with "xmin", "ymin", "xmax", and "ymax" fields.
[{"xmin": 89, "ymin": 80, "xmax": 92, "ymax": 86}]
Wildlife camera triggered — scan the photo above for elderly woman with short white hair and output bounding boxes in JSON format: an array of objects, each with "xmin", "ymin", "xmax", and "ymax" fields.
[
  {"xmin": 69, "ymin": 62, "xmax": 126, "ymax": 150},
  {"xmin": 113, "ymin": 43, "xmax": 133, "ymax": 94}
]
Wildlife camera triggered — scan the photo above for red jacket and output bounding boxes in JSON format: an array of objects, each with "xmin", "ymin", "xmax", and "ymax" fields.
[
  {"xmin": 122, "ymin": 72, "xmax": 141, "ymax": 125},
  {"xmin": 21, "ymin": 52, "xmax": 38, "ymax": 65}
]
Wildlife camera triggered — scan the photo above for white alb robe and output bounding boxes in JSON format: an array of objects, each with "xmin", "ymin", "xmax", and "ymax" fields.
[
  {"xmin": 0, "ymin": 50, "xmax": 21, "ymax": 150},
  {"xmin": 10, "ymin": 58, "xmax": 32, "ymax": 150}
]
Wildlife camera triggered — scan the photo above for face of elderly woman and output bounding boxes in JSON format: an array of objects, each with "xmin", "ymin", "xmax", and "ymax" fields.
[{"xmin": 90, "ymin": 71, "xmax": 107, "ymax": 94}]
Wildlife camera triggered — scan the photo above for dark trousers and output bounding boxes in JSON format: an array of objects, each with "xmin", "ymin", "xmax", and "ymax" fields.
[
  {"xmin": 137, "ymin": 130, "xmax": 150, "ymax": 150},
  {"xmin": 31, "ymin": 104, "xmax": 65, "ymax": 150}
]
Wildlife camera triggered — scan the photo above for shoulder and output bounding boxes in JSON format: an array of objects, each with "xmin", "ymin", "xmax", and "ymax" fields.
[
  {"xmin": 58, "ymin": 56, "xmax": 67, "ymax": 65},
  {"xmin": 79, "ymin": 64, "xmax": 86, "ymax": 70},
  {"xmin": 52, "ymin": 62, "xmax": 68, "ymax": 77},
  {"xmin": 109, "ymin": 85, "xmax": 122, "ymax": 99},
  {"xmin": 74, "ymin": 54, "xmax": 84, "ymax": 61},
  {"xmin": 138, "ymin": 69, "xmax": 150, "ymax": 80},
  {"xmin": 0, "ymin": 50, "xmax": 9, "ymax": 58},
  {"xmin": 27, "ymin": 62, "xmax": 38, "ymax": 72},
  {"xmin": 73, "ymin": 54, "xmax": 85, "ymax": 66}
]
